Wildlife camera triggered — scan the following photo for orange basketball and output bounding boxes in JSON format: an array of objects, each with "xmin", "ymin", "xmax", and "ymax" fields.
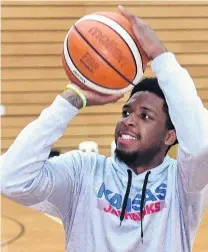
[{"xmin": 62, "ymin": 11, "xmax": 149, "ymax": 95}]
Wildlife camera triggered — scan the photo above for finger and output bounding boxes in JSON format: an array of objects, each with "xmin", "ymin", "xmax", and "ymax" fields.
[
  {"xmin": 118, "ymin": 5, "xmax": 129, "ymax": 17},
  {"xmin": 96, "ymin": 94, "xmax": 123, "ymax": 105},
  {"xmin": 118, "ymin": 5, "xmax": 146, "ymax": 27},
  {"xmin": 101, "ymin": 94, "xmax": 124, "ymax": 104},
  {"xmin": 118, "ymin": 5, "xmax": 136, "ymax": 23}
]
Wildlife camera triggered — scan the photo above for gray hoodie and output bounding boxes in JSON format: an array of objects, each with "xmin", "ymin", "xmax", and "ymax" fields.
[{"xmin": 1, "ymin": 53, "xmax": 208, "ymax": 252}]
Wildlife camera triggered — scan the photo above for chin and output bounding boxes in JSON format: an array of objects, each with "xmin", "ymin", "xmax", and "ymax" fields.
[
  {"xmin": 116, "ymin": 142, "xmax": 139, "ymax": 152},
  {"xmin": 115, "ymin": 148, "xmax": 139, "ymax": 164},
  {"xmin": 115, "ymin": 144, "xmax": 161, "ymax": 166},
  {"xmin": 116, "ymin": 142, "xmax": 143, "ymax": 153}
]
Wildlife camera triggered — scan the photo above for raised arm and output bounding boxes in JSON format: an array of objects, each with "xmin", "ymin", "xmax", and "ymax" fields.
[
  {"xmin": 151, "ymin": 53, "xmax": 208, "ymax": 192},
  {"xmin": 1, "ymin": 95, "xmax": 80, "ymax": 217},
  {"xmin": 119, "ymin": 5, "xmax": 208, "ymax": 193},
  {"xmin": 1, "ymin": 85, "xmax": 122, "ymax": 218}
]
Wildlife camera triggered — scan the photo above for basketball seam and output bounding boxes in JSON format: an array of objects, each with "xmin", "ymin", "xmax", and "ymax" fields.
[
  {"xmin": 76, "ymin": 19, "xmax": 137, "ymax": 82},
  {"xmin": 66, "ymin": 28, "xmax": 129, "ymax": 90},
  {"xmin": 74, "ymin": 25, "xmax": 135, "ymax": 86},
  {"xmin": 75, "ymin": 14, "xmax": 143, "ymax": 84},
  {"xmin": 98, "ymin": 13, "xmax": 144, "ymax": 73}
]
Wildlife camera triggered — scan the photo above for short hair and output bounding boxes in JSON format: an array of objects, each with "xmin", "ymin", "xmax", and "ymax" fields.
[
  {"xmin": 129, "ymin": 77, "xmax": 178, "ymax": 150},
  {"xmin": 49, "ymin": 149, "xmax": 61, "ymax": 158}
]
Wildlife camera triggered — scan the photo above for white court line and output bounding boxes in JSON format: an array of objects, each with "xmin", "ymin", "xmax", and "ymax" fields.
[{"xmin": 44, "ymin": 213, "xmax": 63, "ymax": 225}]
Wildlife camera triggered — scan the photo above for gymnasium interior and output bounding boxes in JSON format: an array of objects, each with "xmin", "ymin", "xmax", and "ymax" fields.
[{"xmin": 1, "ymin": 1, "xmax": 208, "ymax": 251}]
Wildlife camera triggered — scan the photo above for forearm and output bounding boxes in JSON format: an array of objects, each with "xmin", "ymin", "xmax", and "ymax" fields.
[
  {"xmin": 61, "ymin": 88, "xmax": 83, "ymax": 109},
  {"xmin": 152, "ymin": 52, "xmax": 208, "ymax": 155},
  {"xmin": 1, "ymin": 95, "xmax": 79, "ymax": 199}
]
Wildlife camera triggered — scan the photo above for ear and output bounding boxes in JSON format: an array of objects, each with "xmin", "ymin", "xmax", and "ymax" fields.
[{"xmin": 164, "ymin": 129, "xmax": 177, "ymax": 146}]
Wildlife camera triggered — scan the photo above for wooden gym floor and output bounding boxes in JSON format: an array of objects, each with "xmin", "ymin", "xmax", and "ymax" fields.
[{"xmin": 1, "ymin": 196, "xmax": 208, "ymax": 252}]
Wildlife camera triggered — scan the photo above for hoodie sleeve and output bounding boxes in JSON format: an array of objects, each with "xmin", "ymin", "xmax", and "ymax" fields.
[
  {"xmin": 1, "ymin": 95, "xmax": 85, "ymax": 218},
  {"xmin": 151, "ymin": 53, "xmax": 208, "ymax": 196}
]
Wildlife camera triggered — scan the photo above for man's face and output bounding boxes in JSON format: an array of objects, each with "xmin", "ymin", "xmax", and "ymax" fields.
[{"xmin": 114, "ymin": 91, "xmax": 171, "ymax": 163}]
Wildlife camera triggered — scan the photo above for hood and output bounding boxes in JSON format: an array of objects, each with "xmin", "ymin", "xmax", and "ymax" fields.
[{"xmin": 110, "ymin": 154, "xmax": 176, "ymax": 184}]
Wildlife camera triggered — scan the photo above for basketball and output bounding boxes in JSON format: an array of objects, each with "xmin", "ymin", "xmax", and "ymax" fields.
[{"xmin": 62, "ymin": 12, "xmax": 149, "ymax": 95}]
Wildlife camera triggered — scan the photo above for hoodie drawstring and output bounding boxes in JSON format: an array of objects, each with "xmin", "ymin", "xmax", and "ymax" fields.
[
  {"xmin": 119, "ymin": 169, "xmax": 151, "ymax": 244},
  {"xmin": 140, "ymin": 171, "xmax": 151, "ymax": 243},
  {"xmin": 120, "ymin": 169, "xmax": 132, "ymax": 226}
]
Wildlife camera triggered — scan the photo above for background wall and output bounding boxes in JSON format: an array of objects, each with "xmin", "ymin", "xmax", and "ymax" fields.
[
  {"xmin": 2, "ymin": 1, "xmax": 208, "ymax": 157},
  {"xmin": 1, "ymin": 2, "xmax": 208, "ymax": 252}
]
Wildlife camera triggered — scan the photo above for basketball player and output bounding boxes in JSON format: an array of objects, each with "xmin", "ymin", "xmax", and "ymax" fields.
[{"xmin": 1, "ymin": 5, "xmax": 208, "ymax": 252}]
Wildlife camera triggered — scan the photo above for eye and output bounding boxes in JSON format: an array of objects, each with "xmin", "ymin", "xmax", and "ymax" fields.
[
  {"xmin": 122, "ymin": 110, "xmax": 130, "ymax": 118},
  {"xmin": 140, "ymin": 113, "xmax": 150, "ymax": 120}
]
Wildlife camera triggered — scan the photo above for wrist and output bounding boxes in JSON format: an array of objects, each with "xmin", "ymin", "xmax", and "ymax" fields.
[
  {"xmin": 151, "ymin": 47, "xmax": 168, "ymax": 60},
  {"xmin": 61, "ymin": 89, "xmax": 83, "ymax": 109},
  {"xmin": 151, "ymin": 52, "xmax": 178, "ymax": 74}
]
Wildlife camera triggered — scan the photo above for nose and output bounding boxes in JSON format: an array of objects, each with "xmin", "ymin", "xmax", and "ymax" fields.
[{"xmin": 122, "ymin": 113, "xmax": 136, "ymax": 127}]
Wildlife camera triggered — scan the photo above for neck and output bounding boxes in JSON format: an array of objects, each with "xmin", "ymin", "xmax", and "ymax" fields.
[{"xmin": 126, "ymin": 151, "xmax": 166, "ymax": 175}]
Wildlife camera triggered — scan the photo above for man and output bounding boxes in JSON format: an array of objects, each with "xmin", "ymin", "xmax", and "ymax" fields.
[{"xmin": 1, "ymin": 5, "xmax": 208, "ymax": 252}]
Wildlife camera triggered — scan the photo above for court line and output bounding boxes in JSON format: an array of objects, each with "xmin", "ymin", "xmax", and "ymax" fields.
[
  {"xmin": 1, "ymin": 215, "xmax": 25, "ymax": 247},
  {"xmin": 43, "ymin": 213, "xmax": 63, "ymax": 225}
]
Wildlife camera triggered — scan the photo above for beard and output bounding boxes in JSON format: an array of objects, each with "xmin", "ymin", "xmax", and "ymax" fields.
[
  {"xmin": 115, "ymin": 149, "xmax": 138, "ymax": 164},
  {"xmin": 115, "ymin": 145, "xmax": 162, "ymax": 167}
]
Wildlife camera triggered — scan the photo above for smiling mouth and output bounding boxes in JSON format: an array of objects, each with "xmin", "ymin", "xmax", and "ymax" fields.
[
  {"xmin": 119, "ymin": 134, "xmax": 138, "ymax": 140},
  {"xmin": 117, "ymin": 132, "xmax": 141, "ymax": 145}
]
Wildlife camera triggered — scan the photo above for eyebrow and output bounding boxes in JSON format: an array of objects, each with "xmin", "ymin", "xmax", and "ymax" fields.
[
  {"xmin": 122, "ymin": 104, "xmax": 130, "ymax": 109},
  {"xmin": 140, "ymin": 106, "xmax": 158, "ymax": 116},
  {"xmin": 122, "ymin": 104, "xmax": 158, "ymax": 116}
]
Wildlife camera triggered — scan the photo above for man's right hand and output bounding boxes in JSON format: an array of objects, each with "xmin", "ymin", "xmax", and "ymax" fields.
[
  {"xmin": 61, "ymin": 84, "xmax": 124, "ymax": 109},
  {"xmin": 118, "ymin": 5, "xmax": 167, "ymax": 60}
]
